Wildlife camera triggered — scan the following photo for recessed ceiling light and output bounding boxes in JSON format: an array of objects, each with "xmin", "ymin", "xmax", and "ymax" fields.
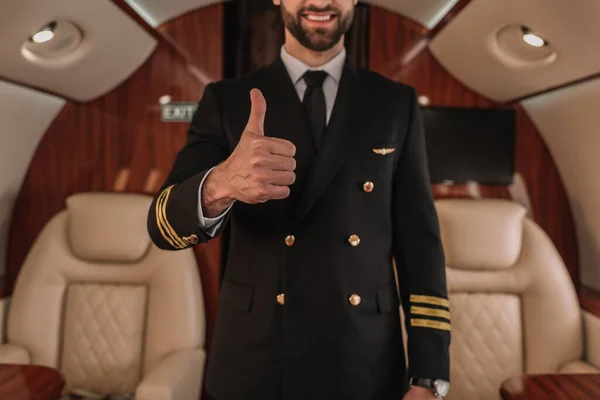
[
  {"xmin": 493, "ymin": 25, "xmax": 556, "ymax": 69},
  {"xmin": 22, "ymin": 20, "xmax": 83, "ymax": 61},
  {"xmin": 32, "ymin": 30, "xmax": 54, "ymax": 44},
  {"xmin": 523, "ymin": 33, "xmax": 545, "ymax": 47},
  {"xmin": 159, "ymin": 95, "xmax": 172, "ymax": 105},
  {"xmin": 30, "ymin": 22, "xmax": 56, "ymax": 44},
  {"xmin": 521, "ymin": 26, "xmax": 547, "ymax": 48}
]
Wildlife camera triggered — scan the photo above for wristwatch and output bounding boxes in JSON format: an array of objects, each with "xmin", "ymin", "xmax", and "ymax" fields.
[{"xmin": 409, "ymin": 377, "xmax": 450, "ymax": 398}]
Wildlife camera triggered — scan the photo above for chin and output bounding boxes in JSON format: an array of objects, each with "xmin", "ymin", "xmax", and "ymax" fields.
[{"xmin": 304, "ymin": 34, "xmax": 339, "ymax": 52}]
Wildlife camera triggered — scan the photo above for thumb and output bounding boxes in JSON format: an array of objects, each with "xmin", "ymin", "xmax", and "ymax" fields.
[{"xmin": 245, "ymin": 88, "xmax": 266, "ymax": 136}]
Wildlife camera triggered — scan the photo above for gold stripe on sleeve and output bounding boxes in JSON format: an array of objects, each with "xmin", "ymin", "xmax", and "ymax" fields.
[
  {"xmin": 158, "ymin": 186, "xmax": 187, "ymax": 248},
  {"xmin": 410, "ymin": 306, "xmax": 451, "ymax": 321},
  {"xmin": 155, "ymin": 189, "xmax": 180, "ymax": 249},
  {"xmin": 411, "ymin": 318, "xmax": 451, "ymax": 332},
  {"xmin": 410, "ymin": 294, "xmax": 450, "ymax": 308}
]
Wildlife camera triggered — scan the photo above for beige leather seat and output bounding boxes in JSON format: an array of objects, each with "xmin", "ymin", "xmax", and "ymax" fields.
[
  {"xmin": 0, "ymin": 193, "xmax": 205, "ymax": 400},
  {"xmin": 434, "ymin": 199, "xmax": 600, "ymax": 400}
]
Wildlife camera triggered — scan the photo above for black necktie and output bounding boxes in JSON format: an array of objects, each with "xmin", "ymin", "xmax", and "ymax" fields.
[{"xmin": 302, "ymin": 70, "xmax": 328, "ymax": 150}]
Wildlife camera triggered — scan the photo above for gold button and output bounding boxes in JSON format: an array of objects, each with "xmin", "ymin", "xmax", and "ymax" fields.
[
  {"xmin": 349, "ymin": 294, "xmax": 361, "ymax": 306},
  {"xmin": 277, "ymin": 293, "xmax": 285, "ymax": 305},
  {"xmin": 285, "ymin": 235, "xmax": 295, "ymax": 247},
  {"xmin": 182, "ymin": 234, "xmax": 199, "ymax": 245},
  {"xmin": 348, "ymin": 234, "xmax": 360, "ymax": 247},
  {"xmin": 363, "ymin": 181, "xmax": 374, "ymax": 193}
]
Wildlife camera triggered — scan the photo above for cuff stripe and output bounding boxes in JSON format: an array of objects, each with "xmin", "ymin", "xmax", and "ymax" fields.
[
  {"xmin": 411, "ymin": 306, "xmax": 451, "ymax": 321},
  {"xmin": 159, "ymin": 186, "xmax": 187, "ymax": 248},
  {"xmin": 155, "ymin": 189, "xmax": 179, "ymax": 249},
  {"xmin": 410, "ymin": 294, "xmax": 449, "ymax": 308},
  {"xmin": 157, "ymin": 186, "xmax": 185, "ymax": 249},
  {"xmin": 411, "ymin": 318, "xmax": 451, "ymax": 331}
]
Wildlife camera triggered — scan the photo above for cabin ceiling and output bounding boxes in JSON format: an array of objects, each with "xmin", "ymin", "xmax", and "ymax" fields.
[
  {"xmin": 0, "ymin": 0, "xmax": 156, "ymax": 102},
  {"xmin": 430, "ymin": 0, "xmax": 600, "ymax": 102},
  {"xmin": 125, "ymin": 0, "xmax": 459, "ymax": 29},
  {"xmin": 1, "ymin": 0, "xmax": 599, "ymax": 103}
]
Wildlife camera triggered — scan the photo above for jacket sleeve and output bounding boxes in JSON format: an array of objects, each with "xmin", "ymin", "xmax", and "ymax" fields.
[
  {"xmin": 147, "ymin": 83, "xmax": 232, "ymax": 250},
  {"xmin": 392, "ymin": 87, "xmax": 451, "ymax": 381}
]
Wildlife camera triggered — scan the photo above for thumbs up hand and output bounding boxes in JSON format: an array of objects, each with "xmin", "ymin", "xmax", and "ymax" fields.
[{"xmin": 201, "ymin": 89, "xmax": 297, "ymax": 217}]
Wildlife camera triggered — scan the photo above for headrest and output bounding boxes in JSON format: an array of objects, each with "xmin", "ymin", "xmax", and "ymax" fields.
[
  {"xmin": 435, "ymin": 199, "xmax": 527, "ymax": 270},
  {"xmin": 66, "ymin": 193, "xmax": 153, "ymax": 263}
]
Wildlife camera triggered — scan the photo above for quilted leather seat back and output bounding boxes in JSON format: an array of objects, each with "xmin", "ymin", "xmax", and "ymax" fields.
[
  {"xmin": 6, "ymin": 193, "xmax": 204, "ymax": 395},
  {"xmin": 435, "ymin": 199, "xmax": 582, "ymax": 400}
]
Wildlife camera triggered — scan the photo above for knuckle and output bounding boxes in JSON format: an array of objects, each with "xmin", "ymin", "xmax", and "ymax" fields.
[
  {"xmin": 249, "ymin": 156, "xmax": 263, "ymax": 167},
  {"xmin": 251, "ymin": 172, "xmax": 264, "ymax": 183},
  {"xmin": 251, "ymin": 138, "xmax": 265, "ymax": 149},
  {"xmin": 252, "ymin": 186, "xmax": 266, "ymax": 200}
]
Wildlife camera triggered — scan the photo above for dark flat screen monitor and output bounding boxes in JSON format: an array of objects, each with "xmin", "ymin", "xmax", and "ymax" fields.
[{"xmin": 421, "ymin": 107, "xmax": 516, "ymax": 185}]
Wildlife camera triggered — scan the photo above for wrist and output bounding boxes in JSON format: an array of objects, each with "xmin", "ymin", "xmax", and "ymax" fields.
[
  {"xmin": 202, "ymin": 164, "xmax": 236, "ymax": 217},
  {"xmin": 409, "ymin": 377, "xmax": 449, "ymax": 398}
]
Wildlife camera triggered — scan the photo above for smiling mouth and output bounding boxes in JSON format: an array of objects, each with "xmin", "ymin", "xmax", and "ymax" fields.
[{"xmin": 302, "ymin": 13, "xmax": 337, "ymax": 23}]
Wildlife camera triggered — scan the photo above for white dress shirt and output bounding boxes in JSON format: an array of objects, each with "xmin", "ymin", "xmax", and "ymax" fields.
[{"xmin": 197, "ymin": 45, "xmax": 347, "ymax": 235}]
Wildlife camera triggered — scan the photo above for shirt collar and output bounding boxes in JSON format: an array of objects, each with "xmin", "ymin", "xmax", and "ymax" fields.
[{"xmin": 280, "ymin": 45, "xmax": 346, "ymax": 85}]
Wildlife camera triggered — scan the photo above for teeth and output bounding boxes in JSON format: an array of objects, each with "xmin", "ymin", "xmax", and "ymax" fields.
[{"xmin": 306, "ymin": 14, "xmax": 332, "ymax": 21}]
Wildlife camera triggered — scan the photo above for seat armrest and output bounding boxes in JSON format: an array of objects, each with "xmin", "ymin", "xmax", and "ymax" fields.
[
  {"xmin": 0, "ymin": 343, "xmax": 31, "ymax": 364},
  {"xmin": 583, "ymin": 310, "xmax": 600, "ymax": 369},
  {"xmin": 135, "ymin": 348, "xmax": 205, "ymax": 400}
]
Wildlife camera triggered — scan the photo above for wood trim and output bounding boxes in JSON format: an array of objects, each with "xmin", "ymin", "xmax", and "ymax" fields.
[
  {"xmin": 0, "ymin": 364, "xmax": 65, "ymax": 399},
  {"xmin": 0, "ymin": 277, "xmax": 6, "ymax": 299},
  {"xmin": 500, "ymin": 374, "xmax": 600, "ymax": 399},
  {"xmin": 579, "ymin": 286, "xmax": 600, "ymax": 318}
]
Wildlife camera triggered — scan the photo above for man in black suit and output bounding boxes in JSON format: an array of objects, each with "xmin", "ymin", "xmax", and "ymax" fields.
[{"xmin": 147, "ymin": 0, "xmax": 451, "ymax": 399}]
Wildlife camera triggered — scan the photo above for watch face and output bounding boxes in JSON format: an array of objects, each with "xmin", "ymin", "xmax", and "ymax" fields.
[{"xmin": 434, "ymin": 380, "xmax": 450, "ymax": 396}]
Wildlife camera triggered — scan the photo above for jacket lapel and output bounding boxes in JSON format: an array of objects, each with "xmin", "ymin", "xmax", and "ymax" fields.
[{"xmin": 292, "ymin": 59, "xmax": 367, "ymax": 227}]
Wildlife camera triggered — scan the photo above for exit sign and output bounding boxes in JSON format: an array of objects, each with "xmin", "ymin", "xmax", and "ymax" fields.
[{"xmin": 161, "ymin": 102, "xmax": 197, "ymax": 122}]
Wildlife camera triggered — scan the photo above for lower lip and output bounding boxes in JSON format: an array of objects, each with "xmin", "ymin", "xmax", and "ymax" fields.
[{"xmin": 302, "ymin": 15, "xmax": 337, "ymax": 25}]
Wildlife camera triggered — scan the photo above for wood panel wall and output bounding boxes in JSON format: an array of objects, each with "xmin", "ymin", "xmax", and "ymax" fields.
[
  {"xmin": 368, "ymin": 6, "xmax": 579, "ymax": 284},
  {"xmin": 6, "ymin": 3, "xmax": 225, "ymax": 356}
]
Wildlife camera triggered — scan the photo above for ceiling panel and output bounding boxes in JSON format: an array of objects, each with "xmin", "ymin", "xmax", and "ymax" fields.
[
  {"xmin": 522, "ymin": 79, "xmax": 600, "ymax": 291},
  {"xmin": 429, "ymin": 0, "xmax": 600, "ymax": 102},
  {"xmin": 0, "ymin": 0, "xmax": 157, "ymax": 102},
  {"xmin": 125, "ymin": 0, "xmax": 458, "ymax": 29},
  {"xmin": 124, "ymin": 0, "xmax": 221, "ymax": 27},
  {"xmin": 362, "ymin": 0, "xmax": 459, "ymax": 29}
]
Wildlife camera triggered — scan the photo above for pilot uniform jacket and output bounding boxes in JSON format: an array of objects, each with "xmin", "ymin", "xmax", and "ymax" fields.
[{"xmin": 147, "ymin": 55, "xmax": 450, "ymax": 400}]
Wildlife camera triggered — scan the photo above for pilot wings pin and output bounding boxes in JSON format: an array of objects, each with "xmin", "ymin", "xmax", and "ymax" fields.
[{"xmin": 372, "ymin": 148, "xmax": 396, "ymax": 155}]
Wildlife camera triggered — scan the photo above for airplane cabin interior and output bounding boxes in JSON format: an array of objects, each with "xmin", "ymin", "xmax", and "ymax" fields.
[{"xmin": 0, "ymin": 0, "xmax": 599, "ymax": 399}]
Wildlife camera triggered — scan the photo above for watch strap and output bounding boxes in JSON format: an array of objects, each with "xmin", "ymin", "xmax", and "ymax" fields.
[
  {"xmin": 410, "ymin": 377, "xmax": 435, "ymax": 389},
  {"xmin": 410, "ymin": 377, "xmax": 446, "ymax": 398}
]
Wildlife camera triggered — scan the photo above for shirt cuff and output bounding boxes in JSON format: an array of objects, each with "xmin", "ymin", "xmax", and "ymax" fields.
[{"xmin": 197, "ymin": 166, "xmax": 233, "ymax": 237}]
